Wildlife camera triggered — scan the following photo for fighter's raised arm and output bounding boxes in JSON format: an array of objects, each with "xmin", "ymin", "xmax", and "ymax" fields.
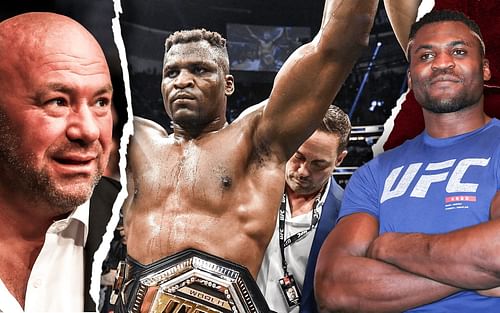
[
  {"xmin": 383, "ymin": 0, "xmax": 422, "ymax": 53},
  {"xmin": 255, "ymin": 0, "xmax": 378, "ymax": 160},
  {"xmin": 118, "ymin": 2, "xmax": 378, "ymax": 312}
]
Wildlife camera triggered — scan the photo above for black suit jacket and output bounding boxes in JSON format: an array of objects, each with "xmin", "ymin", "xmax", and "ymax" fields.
[{"xmin": 84, "ymin": 177, "xmax": 121, "ymax": 312}]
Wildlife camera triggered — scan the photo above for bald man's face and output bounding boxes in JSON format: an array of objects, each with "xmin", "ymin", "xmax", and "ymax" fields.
[{"xmin": 0, "ymin": 18, "xmax": 113, "ymax": 214}]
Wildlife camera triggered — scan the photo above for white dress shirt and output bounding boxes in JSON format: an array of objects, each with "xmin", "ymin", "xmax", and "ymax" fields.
[
  {"xmin": 257, "ymin": 179, "xmax": 330, "ymax": 313},
  {"xmin": 0, "ymin": 201, "xmax": 89, "ymax": 312}
]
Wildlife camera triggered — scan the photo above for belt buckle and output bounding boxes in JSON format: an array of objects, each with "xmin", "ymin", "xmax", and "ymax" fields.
[{"xmin": 127, "ymin": 249, "xmax": 271, "ymax": 312}]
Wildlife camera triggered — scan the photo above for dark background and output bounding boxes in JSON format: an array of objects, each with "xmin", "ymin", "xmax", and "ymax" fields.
[
  {"xmin": 118, "ymin": 0, "xmax": 408, "ymax": 181},
  {"xmin": 119, "ymin": 0, "xmax": 407, "ymax": 131},
  {"xmin": 1, "ymin": 0, "xmax": 409, "ymax": 183}
]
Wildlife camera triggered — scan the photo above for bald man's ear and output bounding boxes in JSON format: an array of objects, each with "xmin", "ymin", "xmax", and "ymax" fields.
[
  {"xmin": 407, "ymin": 70, "xmax": 412, "ymax": 90},
  {"xmin": 225, "ymin": 74, "xmax": 235, "ymax": 96}
]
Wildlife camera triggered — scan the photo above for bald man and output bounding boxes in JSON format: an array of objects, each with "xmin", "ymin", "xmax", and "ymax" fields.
[{"xmin": 0, "ymin": 12, "xmax": 113, "ymax": 311}]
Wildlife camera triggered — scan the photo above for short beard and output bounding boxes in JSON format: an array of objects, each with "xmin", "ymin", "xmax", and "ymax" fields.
[
  {"xmin": 23, "ymin": 162, "xmax": 102, "ymax": 214},
  {"xmin": 415, "ymin": 68, "xmax": 484, "ymax": 114},
  {"xmin": 419, "ymin": 92, "xmax": 479, "ymax": 114},
  {"xmin": 0, "ymin": 110, "xmax": 102, "ymax": 215}
]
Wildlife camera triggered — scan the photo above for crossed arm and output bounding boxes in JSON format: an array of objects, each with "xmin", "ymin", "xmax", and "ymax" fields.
[
  {"xmin": 368, "ymin": 191, "xmax": 500, "ymax": 293},
  {"xmin": 314, "ymin": 213, "xmax": 460, "ymax": 313},
  {"xmin": 315, "ymin": 191, "xmax": 500, "ymax": 312},
  {"xmin": 253, "ymin": 0, "xmax": 378, "ymax": 161}
]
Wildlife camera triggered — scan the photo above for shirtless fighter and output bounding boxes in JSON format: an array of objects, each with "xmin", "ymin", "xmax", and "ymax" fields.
[{"xmin": 117, "ymin": 0, "xmax": 378, "ymax": 312}]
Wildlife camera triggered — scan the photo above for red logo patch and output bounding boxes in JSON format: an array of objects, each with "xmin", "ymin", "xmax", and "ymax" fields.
[{"xmin": 445, "ymin": 195, "xmax": 477, "ymax": 203}]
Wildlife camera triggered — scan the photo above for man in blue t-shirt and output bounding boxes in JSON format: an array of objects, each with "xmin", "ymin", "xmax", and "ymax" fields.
[{"xmin": 315, "ymin": 10, "xmax": 500, "ymax": 313}]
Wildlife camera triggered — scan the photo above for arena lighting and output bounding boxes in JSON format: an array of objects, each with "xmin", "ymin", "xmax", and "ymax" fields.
[
  {"xmin": 348, "ymin": 41, "xmax": 382, "ymax": 118},
  {"xmin": 369, "ymin": 100, "xmax": 384, "ymax": 111}
]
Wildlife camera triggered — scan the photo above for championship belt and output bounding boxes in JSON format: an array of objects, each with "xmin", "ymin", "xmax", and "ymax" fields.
[{"xmin": 111, "ymin": 249, "xmax": 274, "ymax": 313}]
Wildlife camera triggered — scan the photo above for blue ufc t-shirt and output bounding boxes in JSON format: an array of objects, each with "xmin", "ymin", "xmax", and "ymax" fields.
[{"xmin": 339, "ymin": 119, "xmax": 500, "ymax": 312}]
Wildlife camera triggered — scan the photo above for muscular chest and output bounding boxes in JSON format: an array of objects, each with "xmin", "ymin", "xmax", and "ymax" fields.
[{"xmin": 133, "ymin": 140, "xmax": 244, "ymax": 207}]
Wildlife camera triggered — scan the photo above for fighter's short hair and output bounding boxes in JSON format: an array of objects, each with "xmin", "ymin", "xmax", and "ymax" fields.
[
  {"xmin": 164, "ymin": 29, "xmax": 230, "ymax": 74},
  {"xmin": 407, "ymin": 10, "xmax": 485, "ymax": 61}
]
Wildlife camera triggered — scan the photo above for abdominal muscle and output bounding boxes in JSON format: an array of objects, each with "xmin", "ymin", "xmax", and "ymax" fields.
[{"xmin": 125, "ymin": 189, "xmax": 279, "ymax": 278}]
